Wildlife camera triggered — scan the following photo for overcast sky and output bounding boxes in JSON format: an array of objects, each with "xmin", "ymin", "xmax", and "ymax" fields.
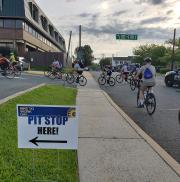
[{"xmin": 36, "ymin": 0, "xmax": 180, "ymax": 58}]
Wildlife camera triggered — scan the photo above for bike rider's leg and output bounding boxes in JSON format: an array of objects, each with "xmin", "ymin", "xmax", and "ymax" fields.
[
  {"xmin": 107, "ymin": 71, "xmax": 111, "ymax": 84},
  {"xmin": 138, "ymin": 85, "xmax": 147, "ymax": 107},
  {"xmin": 76, "ymin": 72, "xmax": 80, "ymax": 83}
]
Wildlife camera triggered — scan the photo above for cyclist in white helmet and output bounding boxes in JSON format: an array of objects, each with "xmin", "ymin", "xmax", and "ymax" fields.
[{"xmin": 135, "ymin": 57, "xmax": 156, "ymax": 108}]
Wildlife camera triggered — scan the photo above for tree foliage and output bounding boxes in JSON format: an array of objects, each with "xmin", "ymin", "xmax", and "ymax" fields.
[
  {"xmin": 75, "ymin": 45, "xmax": 94, "ymax": 66},
  {"xmin": 133, "ymin": 41, "xmax": 180, "ymax": 67},
  {"xmin": 99, "ymin": 58, "xmax": 111, "ymax": 69},
  {"xmin": 165, "ymin": 38, "xmax": 180, "ymax": 49}
]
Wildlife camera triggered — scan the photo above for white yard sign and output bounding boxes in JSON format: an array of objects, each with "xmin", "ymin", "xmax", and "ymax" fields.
[{"xmin": 17, "ymin": 105, "xmax": 78, "ymax": 149}]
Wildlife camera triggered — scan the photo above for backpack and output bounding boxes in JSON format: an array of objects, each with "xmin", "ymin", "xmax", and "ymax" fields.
[
  {"xmin": 79, "ymin": 62, "xmax": 84, "ymax": 68},
  {"xmin": 144, "ymin": 68, "xmax": 153, "ymax": 79}
]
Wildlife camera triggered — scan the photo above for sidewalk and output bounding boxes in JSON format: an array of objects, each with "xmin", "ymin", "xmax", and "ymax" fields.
[{"xmin": 77, "ymin": 72, "xmax": 180, "ymax": 182}]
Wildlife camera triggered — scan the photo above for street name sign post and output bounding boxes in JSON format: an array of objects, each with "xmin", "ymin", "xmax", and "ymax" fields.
[
  {"xmin": 116, "ymin": 34, "xmax": 138, "ymax": 40},
  {"xmin": 17, "ymin": 105, "xmax": 78, "ymax": 149}
]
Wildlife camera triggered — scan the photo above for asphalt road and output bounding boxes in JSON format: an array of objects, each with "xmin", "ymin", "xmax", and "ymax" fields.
[
  {"xmin": 0, "ymin": 73, "xmax": 72, "ymax": 100},
  {"xmin": 92, "ymin": 71, "xmax": 180, "ymax": 163}
]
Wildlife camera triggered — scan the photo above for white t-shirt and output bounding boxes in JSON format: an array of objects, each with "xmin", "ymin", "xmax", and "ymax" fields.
[
  {"xmin": 122, "ymin": 65, "xmax": 129, "ymax": 73},
  {"xmin": 74, "ymin": 63, "xmax": 81, "ymax": 70},
  {"xmin": 139, "ymin": 63, "xmax": 156, "ymax": 82},
  {"xmin": 52, "ymin": 61, "xmax": 61, "ymax": 69}
]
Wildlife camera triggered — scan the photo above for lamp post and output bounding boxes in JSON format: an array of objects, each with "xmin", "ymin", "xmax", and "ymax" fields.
[{"xmin": 171, "ymin": 28, "xmax": 176, "ymax": 71}]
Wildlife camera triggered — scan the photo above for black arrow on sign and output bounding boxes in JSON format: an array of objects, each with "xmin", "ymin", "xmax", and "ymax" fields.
[{"xmin": 29, "ymin": 137, "xmax": 67, "ymax": 146}]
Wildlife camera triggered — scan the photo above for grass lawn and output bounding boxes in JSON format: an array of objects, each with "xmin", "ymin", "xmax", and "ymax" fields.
[{"xmin": 0, "ymin": 85, "xmax": 78, "ymax": 182}]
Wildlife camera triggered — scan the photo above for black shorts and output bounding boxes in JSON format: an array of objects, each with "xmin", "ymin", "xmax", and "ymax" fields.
[
  {"xmin": 123, "ymin": 72, "xmax": 129, "ymax": 75},
  {"xmin": 12, "ymin": 62, "xmax": 17, "ymax": 66},
  {"xmin": 77, "ymin": 71, "xmax": 83, "ymax": 75}
]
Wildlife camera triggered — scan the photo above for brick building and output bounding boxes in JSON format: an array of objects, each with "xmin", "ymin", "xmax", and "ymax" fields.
[{"xmin": 0, "ymin": 0, "xmax": 66, "ymax": 57}]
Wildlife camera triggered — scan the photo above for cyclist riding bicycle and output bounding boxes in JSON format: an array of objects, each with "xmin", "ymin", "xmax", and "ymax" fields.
[
  {"xmin": 103, "ymin": 65, "xmax": 112, "ymax": 83},
  {"xmin": 52, "ymin": 59, "xmax": 62, "ymax": 72},
  {"xmin": 135, "ymin": 57, "xmax": 156, "ymax": 108},
  {"xmin": 0, "ymin": 54, "xmax": 10, "ymax": 76},
  {"xmin": 104, "ymin": 65, "xmax": 112, "ymax": 76},
  {"xmin": 9, "ymin": 52, "xmax": 18, "ymax": 67},
  {"xmin": 121, "ymin": 62, "xmax": 129, "ymax": 82},
  {"xmin": 131, "ymin": 64, "xmax": 140, "ymax": 75},
  {"xmin": 73, "ymin": 60, "xmax": 84, "ymax": 82}
]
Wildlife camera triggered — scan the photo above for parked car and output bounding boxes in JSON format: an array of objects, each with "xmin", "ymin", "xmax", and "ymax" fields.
[
  {"xmin": 84, "ymin": 67, "xmax": 89, "ymax": 71},
  {"xmin": 16, "ymin": 57, "xmax": 29, "ymax": 71},
  {"xmin": 164, "ymin": 69, "xmax": 180, "ymax": 87}
]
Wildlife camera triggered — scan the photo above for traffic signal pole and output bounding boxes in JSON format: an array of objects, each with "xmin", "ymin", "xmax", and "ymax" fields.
[{"xmin": 171, "ymin": 28, "xmax": 176, "ymax": 71}]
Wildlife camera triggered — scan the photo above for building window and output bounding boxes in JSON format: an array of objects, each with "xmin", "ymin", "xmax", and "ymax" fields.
[
  {"xmin": 32, "ymin": 4, "xmax": 39, "ymax": 23},
  {"xmin": 29, "ymin": 2, "xmax": 39, "ymax": 23},
  {"xmin": 0, "ymin": 0, "xmax": 3, "ymax": 13},
  {"xmin": 25, "ymin": 23, "xmax": 29, "ymax": 32},
  {"xmin": 16, "ymin": 20, "xmax": 23, "ymax": 29},
  {"xmin": 28, "ymin": 2, "xmax": 33, "ymax": 16},
  {"xmin": 29, "ymin": 26, "xmax": 33, "ymax": 34},
  {"xmin": 49, "ymin": 25, "xmax": 54, "ymax": 37},
  {"xmin": 54, "ymin": 31, "xmax": 59, "ymax": 42},
  {"xmin": 4, "ymin": 20, "xmax": 15, "ymax": 28},
  {"xmin": 0, "ymin": 19, "xmax": 3, "ymax": 28},
  {"xmin": 41, "ymin": 15, "xmax": 48, "ymax": 31}
]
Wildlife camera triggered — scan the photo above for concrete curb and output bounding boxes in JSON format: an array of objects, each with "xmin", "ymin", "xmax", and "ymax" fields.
[
  {"xmin": 0, "ymin": 83, "xmax": 46, "ymax": 105},
  {"xmin": 102, "ymin": 91, "xmax": 180, "ymax": 177},
  {"xmin": 24, "ymin": 71, "xmax": 44, "ymax": 76}
]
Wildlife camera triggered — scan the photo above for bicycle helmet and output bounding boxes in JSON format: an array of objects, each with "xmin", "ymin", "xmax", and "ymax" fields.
[{"xmin": 144, "ymin": 57, "xmax": 152, "ymax": 63}]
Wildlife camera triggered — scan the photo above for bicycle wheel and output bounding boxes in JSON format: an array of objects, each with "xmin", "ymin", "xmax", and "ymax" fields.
[
  {"xmin": 62, "ymin": 73, "xmax": 68, "ymax": 81},
  {"xmin": 130, "ymin": 79, "xmax": 136, "ymax": 91},
  {"xmin": 5, "ymin": 68, "xmax": 15, "ymax": 79},
  {"xmin": 145, "ymin": 93, "xmax": 156, "ymax": 115},
  {"xmin": 66, "ymin": 74, "xmax": 75, "ymax": 84},
  {"xmin": 109, "ymin": 77, "xmax": 116, "ymax": 86},
  {"xmin": 15, "ymin": 69, "xmax": 21, "ymax": 77},
  {"xmin": 127, "ymin": 75, "xmax": 132, "ymax": 84},
  {"xmin": 79, "ymin": 75, "xmax": 87, "ymax": 86},
  {"xmin": 116, "ymin": 74, "xmax": 123, "ymax": 83},
  {"xmin": 44, "ymin": 70, "xmax": 51, "ymax": 77},
  {"xmin": 98, "ymin": 76, "xmax": 106, "ymax": 85},
  {"xmin": 48, "ymin": 72, "xmax": 56, "ymax": 80},
  {"xmin": 56, "ymin": 72, "xmax": 63, "ymax": 80}
]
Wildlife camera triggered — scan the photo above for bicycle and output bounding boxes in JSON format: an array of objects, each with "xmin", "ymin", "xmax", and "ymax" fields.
[
  {"xmin": 130, "ymin": 77, "xmax": 138, "ymax": 91},
  {"xmin": 46, "ymin": 68, "xmax": 67, "ymax": 81},
  {"xmin": 116, "ymin": 72, "xmax": 123, "ymax": 83},
  {"xmin": 66, "ymin": 72, "xmax": 87, "ymax": 86},
  {"xmin": 137, "ymin": 80, "xmax": 156, "ymax": 115},
  {"xmin": 4, "ymin": 66, "xmax": 16, "ymax": 79},
  {"xmin": 98, "ymin": 72, "xmax": 116, "ymax": 86},
  {"xmin": 116, "ymin": 71, "xmax": 133, "ymax": 84},
  {"xmin": 13, "ymin": 64, "xmax": 21, "ymax": 77}
]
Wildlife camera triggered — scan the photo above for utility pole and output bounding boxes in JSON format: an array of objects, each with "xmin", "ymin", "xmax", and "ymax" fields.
[
  {"xmin": 66, "ymin": 31, "xmax": 72, "ymax": 65},
  {"xmin": 79, "ymin": 25, "xmax": 81, "ymax": 48},
  {"xmin": 171, "ymin": 28, "xmax": 176, "ymax": 71}
]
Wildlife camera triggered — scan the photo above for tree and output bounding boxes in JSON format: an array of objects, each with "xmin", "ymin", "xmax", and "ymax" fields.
[
  {"xmin": 75, "ymin": 45, "xmax": 94, "ymax": 66},
  {"xmin": 165, "ymin": 38, "xmax": 180, "ymax": 49},
  {"xmin": 99, "ymin": 58, "xmax": 111, "ymax": 69},
  {"xmin": 133, "ymin": 44, "xmax": 169, "ymax": 66}
]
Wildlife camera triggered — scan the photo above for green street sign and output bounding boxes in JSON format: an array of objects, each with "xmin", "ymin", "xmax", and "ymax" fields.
[{"xmin": 116, "ymin": 34, "xmax": 138, "ymax": 40}]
